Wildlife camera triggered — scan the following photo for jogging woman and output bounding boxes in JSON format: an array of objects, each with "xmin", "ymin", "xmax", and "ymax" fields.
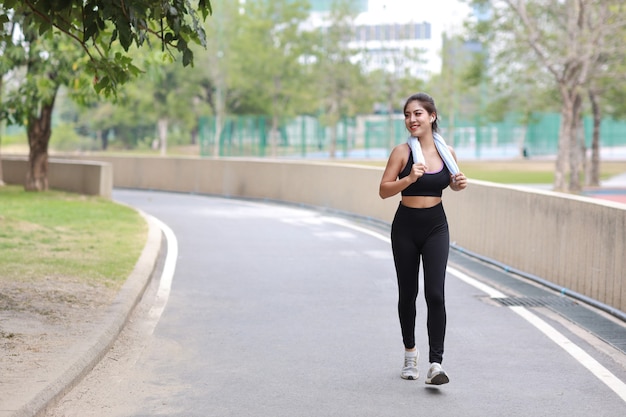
[{"xmin": 379, "ymin": 92, "xmax": 467, "ymax": 385}]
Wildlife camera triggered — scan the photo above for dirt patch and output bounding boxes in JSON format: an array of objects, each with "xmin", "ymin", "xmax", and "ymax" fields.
[
  {"xmin": 0, "ymin": 278, "xmax": 112, "ymax": 318},
  {"xmin": 0, "ymin": 278, "xmax": 116, "ymax": 410}
]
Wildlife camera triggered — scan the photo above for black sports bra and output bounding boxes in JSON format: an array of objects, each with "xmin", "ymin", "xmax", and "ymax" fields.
[{"xmin": 399, "ymin": 145, "xmax": 451, "ymax": 197}]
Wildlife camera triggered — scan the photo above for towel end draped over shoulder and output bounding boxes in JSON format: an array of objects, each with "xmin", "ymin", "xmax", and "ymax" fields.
[{"xmin": 408, "ymin": 133, "xmax": 459, "ymax": 177}]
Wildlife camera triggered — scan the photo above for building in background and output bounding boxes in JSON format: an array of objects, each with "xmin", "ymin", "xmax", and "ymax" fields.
[
  {"xmin": 307, "ymin": 0, "xmax": 368, "ymax": 12},
  {"xmin": 350, "ymin": 19, "xmax": 432, "ymax": 79},
  {"xmin": 304, "ymin": 0, "xmax": 470, "ymax": 79}
]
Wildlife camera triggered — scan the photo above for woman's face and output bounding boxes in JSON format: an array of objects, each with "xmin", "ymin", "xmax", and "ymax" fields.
[{"xmin": 404, "ymin": 100, "xmax": 433, "ymax": 137}]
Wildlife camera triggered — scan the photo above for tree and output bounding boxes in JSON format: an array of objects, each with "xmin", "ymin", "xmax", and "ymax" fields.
[
  {"xmin": 71, "ymin": 62, "xmax": 206, "ymax": 153},
  {"xmin": 2, "ymin": 21, "xmax": 96, "ymax": 190},
  {"xmin": 0, "ymin": 14, "xmax": 21, "ymax": 187},
  {"xmin": 365, "ymin": 27, "xmax": 426, "ymax": 151},
  {"xmin": 430, "ymin": 34, "xmax": 482, "ymax": 147},
  {"xmin": 470, "ymin": 0, "xmax": 626, "ymax": 192},
  {"xmin": 584, "ymin": 5, "xmax": 626, "ymax": 186},
  {"xmin": 227, "ymin": 0, "xmax": 313, "ymax": 157},
  {"xmin": 192, "ymin": 0, "xmax": 242, "ymax": 157},
  {"xmin": 139, "ymin": 53, "xmax": 203, "ymax": 155},
  {"xmin": 311, "ymin": 0, "xmax": 369, "ymax": 158},
  {"xmin": 0, "ymin": 1, "xmax": 211, "ymax": 190},
  {"xmin": 1, "ymin": 1, "xmax": 212, "ymax": 95}
]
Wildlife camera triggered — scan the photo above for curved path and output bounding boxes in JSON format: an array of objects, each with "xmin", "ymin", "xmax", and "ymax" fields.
[{"xmin": 47, "ymin": 189, "xmax": 626, "ymax": 417}]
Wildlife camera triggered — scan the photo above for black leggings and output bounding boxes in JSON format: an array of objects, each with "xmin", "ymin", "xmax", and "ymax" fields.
[{"xmin": 391, "ymin": 202, "xmax": 449, "ymax": 364}]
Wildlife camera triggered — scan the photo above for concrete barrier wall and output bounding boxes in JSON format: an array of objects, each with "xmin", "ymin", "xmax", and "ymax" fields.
[
  {"xmin": 2, "ymin": 156, "xmax": 113, "ymax": 198},
  {"xmin": 443, "ymin": 181, "xmax": 625, "ymax": 314},
  {"xmin": 4, "ymin": 154, "xmax": 624, "ymax": 315}
]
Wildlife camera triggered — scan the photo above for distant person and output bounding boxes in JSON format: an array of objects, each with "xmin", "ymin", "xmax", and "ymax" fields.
[{"xmin": 379, "ymin": 92, "xmax": 467, "ymax": 385}]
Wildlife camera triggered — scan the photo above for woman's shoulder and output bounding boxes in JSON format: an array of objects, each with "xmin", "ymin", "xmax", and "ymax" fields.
[
  {"xmin": 391, "ymin": 142, "xmax": 410, "ymax": 155},
  {"xmin": 386, "ymin": 143, "xmax": 410, "ymax": 169}
]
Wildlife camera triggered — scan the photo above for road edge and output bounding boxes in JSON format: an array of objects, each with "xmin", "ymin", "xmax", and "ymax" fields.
[{"xmin": 13, "ymin": 210, "xmax": 163, "ymax": 417}]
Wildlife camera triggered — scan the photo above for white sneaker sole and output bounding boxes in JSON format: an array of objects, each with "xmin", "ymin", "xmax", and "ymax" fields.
[{"xmin": 425, "ymin": 371, "xmax": 449, "ymax": 385}]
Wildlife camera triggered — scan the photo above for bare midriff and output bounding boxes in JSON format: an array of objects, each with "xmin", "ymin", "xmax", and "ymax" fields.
[{"xmin": 401, "ymin": 195, "xmax": 442, "ymax": 209}]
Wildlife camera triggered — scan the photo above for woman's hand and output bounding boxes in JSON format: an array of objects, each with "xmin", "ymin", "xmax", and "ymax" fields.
[
  {"xmin": 409, "ymin": 163, "xmax": 428, "ymax": 183},
  {"xmin": 450, "ymin": 172, "xmax": 467, "ymax": 191}
]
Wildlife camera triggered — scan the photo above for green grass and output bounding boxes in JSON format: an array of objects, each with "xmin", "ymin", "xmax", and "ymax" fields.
[
  {"xmin": 461, "ymin": 161, "xmax": 556, "ymax": 183},
  {"xmin": 0, "ymin": 186, "xmax": 147, "ymax": 289},
  {"xmin": 355, "ymin": 159, "xmax": 626, "ymax": 184},
  {"xmin": 461, "ymin": 160, "xmax": 626, "ymax": 184}
]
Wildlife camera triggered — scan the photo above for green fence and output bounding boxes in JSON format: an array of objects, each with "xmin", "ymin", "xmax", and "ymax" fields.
[
  {"xmin": 199, "ymin": 115, "xmax": 356, "ymax": 158},
  {"xmin": 199, "ymin": 113, "xmax": 626, "ymax": 159}
]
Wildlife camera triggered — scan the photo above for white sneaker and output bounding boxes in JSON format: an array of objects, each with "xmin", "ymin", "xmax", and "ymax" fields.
[
  {"xmin": 401, "ymin": 350, "xmax": 419, "ymax": 380},
  {"xmin": 425, "ymin": 362, "xmax": 449, "ymax": 385}
]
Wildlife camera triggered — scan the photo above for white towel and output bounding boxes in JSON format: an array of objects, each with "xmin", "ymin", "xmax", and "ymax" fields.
[{"xmin": 408, "ymin": 133, "xmax": 459, "ymax": 176}]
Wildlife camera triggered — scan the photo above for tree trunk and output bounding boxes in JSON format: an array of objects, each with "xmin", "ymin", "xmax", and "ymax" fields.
[
  {"xmin": 213, "ymin": 84, "xmax": 225, "ymax": 158},
  {"xmin": 568, "ymin": 92, "xmax": 583, "ymax": 193},
  {"xmin": 587, "ymin": 89, "xmax": 601, "ymax": 187},
  {"xmin": 327, "ymin": 99, "xmax": 339, "ymax": 159},
  {"xmin": 214, "ymin": 114, "xmax": 223, "ymax": 158},
  {"xmin": 554, "ymin": 100, "xmax": 571, "ymax": 192},
  {"xmin": 97, "ymin": 129, "xmax": 110, "ymax": 150},
  {"xmin": 270, "ymin": 115, "xmax": 279, "ymax": 158},
  {"xmin": 329, "ymin": 124, "xmax": 337, "ymax": 159},
  {"xmin": 158, "ymin": 118, "xmax": 168, "ymax": 156},
  {"xmin": 191, "ymin": 126, "xmax": 198, "ymax": 146},
  {"xmin": 25, "ymin": 100, "xmax": 55, "ymax": 191},
  {"xmin": 555, "ymin": 85, "xmax": 583, "ymax": 193}
]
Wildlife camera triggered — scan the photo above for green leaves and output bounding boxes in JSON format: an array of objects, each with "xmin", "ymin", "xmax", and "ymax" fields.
[
  {"xmin": 2, "ymin": 1, "xmax": 212, "ymax": 97},
  {"xmin": 89, "ymin": 52, "xmax": 143, "ymax": 96}
]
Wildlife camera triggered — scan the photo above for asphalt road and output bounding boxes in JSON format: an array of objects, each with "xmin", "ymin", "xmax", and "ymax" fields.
[{"xmin": 46, "ymin": 189, "xmax": 626, "ymax": 417}]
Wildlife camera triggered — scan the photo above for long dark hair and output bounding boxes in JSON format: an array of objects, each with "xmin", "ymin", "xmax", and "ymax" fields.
[{"xmin": 403, "ymin": 92, "xmax": 439, "ymax": 133}]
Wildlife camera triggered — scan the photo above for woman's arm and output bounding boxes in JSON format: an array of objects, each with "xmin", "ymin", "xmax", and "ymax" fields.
[
  {"xmin": 379, "ymin": 145, "xmax": 425, "ymax": 199},
  {"xmin": 447, "ymin": 146, "xmax": 468, "ymax": 191}
]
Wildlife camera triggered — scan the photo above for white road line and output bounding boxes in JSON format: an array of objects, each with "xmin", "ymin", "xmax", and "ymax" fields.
[
  {"xmin": 512, "ymin": 305, "xmax": 626, "ymax": 402},
  {"xmin": 447, "ymin": 266, "xmax": 506, "ymax": 299},
  {"xmin": 146, "ymin": 215, "xmax": 178, "ymax": 334},
  {"xmin": 326, "ymin": 216, "xmax": 626, "ymax": 403},
  {"xmin": 450, "ymin": 268, "xmax": 626, "ymax": 403}
]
